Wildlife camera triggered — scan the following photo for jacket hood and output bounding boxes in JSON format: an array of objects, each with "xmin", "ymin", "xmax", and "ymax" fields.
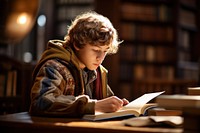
[{"xmin": 32, "ymin": 40, "xmax": 80, "ymax": 79}]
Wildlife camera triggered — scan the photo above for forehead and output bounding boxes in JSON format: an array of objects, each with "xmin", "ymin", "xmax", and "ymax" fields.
[{"xmin": 89, "ymin": 44, "xmax": 110, "ymax": 50}]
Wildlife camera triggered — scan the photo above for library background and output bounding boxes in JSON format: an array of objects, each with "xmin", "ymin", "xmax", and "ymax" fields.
[{"xmin": 0, "ymin": 0, "xmax": 200, "ymax": 114}]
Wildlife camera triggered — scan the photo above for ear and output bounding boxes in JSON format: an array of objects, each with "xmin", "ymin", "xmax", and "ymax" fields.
[{"xmin": 73, "ymin": 43, "xmax": 80, "ymax": 51}]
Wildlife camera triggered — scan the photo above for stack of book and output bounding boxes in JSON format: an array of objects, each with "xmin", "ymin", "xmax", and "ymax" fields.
[{"xmin": 156, "ymin": 94, "xmax": 200, "ymax": 132}]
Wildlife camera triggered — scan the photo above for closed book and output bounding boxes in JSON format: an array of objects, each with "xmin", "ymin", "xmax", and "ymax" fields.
[{"xmin": 156, "ymin": 95, "xmax": 200, "ymax": 110}]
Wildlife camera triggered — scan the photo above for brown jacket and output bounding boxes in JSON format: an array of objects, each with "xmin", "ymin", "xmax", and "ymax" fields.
[{"xmin": 29, "ymin": 40, "xmax": 114, "ymax": 117}]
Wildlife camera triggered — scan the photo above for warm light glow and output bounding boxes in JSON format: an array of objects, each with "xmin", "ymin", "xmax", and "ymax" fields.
[
  {"xmin": 1, "ymin": 0, "xmax": 40, "ymax": 43},
  {"xmin": 17, "ymin": 13, "xmax": 28, "ymax": 25},
  {"xmin": 6, "ymin": 12, "xmax": 32, "ymax": 38}
]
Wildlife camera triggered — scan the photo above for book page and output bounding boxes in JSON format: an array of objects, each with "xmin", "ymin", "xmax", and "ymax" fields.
[{"xmin": 122, "ymin": 91, "xmax": 165, "ymax": 110}]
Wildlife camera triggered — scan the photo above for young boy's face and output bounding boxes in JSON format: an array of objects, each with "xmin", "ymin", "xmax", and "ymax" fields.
[{"xmin": 75, "ymin": 43, "xmax": 110, "ymax": 70}]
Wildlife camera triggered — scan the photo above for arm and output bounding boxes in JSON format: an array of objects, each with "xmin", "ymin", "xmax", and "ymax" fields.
[{"xmin": 29, "ymin": 60, "xmax": 95, "ymax": 117}]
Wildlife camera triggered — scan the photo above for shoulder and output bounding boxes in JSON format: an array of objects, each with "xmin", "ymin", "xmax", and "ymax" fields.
[
  {"xmin": 43, "ymin": 59, "xmax": 74, "ymax": 78},
  {"xmin": 45, "ymin": 59, "xmax": 65, "ymax": 70}
]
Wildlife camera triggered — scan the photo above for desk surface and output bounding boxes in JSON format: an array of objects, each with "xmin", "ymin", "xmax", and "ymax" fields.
[{"xmin": 0, "ymin": 112, "xmax": 182, "ymax": 133}]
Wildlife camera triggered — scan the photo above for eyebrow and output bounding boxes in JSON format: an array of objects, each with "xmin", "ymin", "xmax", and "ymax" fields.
[
  {"xmin": 95, "ymin": 45, "xmax": 110, "ymax": 50},
  {"xmin": 106, "ymin": 46, "xmax": 110, "ymax": 49}
]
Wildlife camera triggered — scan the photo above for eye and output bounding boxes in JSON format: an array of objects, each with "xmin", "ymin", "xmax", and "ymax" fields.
[
  {"xmin": 93, "ymin": 49, "xmax": 101, "ymax": 53},
  {"xmin": 104, "ymin": 50, "xmax": 108, "ymax": 53}
]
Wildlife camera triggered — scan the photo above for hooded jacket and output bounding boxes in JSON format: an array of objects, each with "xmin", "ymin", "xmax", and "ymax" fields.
[{"xmin": 29, "ymin": 40, "xmax": 114, "ymax": 117}]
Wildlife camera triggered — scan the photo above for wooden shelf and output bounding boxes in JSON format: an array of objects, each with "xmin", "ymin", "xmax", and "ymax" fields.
[{"xmin": 0, "ymin": 55, "xmax": 34, "ymax": 114}]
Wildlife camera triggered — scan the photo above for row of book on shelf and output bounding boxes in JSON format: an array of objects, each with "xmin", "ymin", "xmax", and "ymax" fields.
[
  {"xmin": 55, "ymin": 0, "xmax": 94, "ymax": 37},
  {"xmin": 120, "ymin": 44, "xmax": 176, "ymax": 63},
  {"xmin": 121, "ymin": 3, "xmax": 172, "ymax": 22},
  {"xmin": 178, "ymin": 29, "xmax": 191, "ymax": 52},
  {"xmin": 121, "ymin": 2, "xmax": 197, "ymax": 29},
  {"xmin": 179, "ymin": 8, "xmax": 196, "ymax": 29},
  {"xmin": 120, "ymin": 63, "xmax": 175, "ymax": 81},
  {"xmin": 133, "ymin": 64, "xmax": 174, "ymax": 80},
  {"xmin": 56, "ymin": 5, "xmax": 94, "ymax": 21},
  {"xmin": 121, "ymin": 23, "xmax": 173, "ymax": 42},
  {"xmin": 120, "ymin": 62, "xmax": 198, "ymax": 81},
  {"xmin": 0, "ymin": 70, "xmax": 17, "ymax": 97},
  {"xmin": 178, "ymin": 61, "xmax": 199, "ymax": 81}
]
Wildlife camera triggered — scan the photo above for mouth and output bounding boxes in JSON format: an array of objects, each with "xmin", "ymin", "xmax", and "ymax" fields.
[{"xmin": 93, "ymin": 63, "xmax": 100, "ymax": 67}]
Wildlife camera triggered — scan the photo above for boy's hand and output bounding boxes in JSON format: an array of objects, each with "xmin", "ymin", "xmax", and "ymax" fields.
[
  {"xmin": 122, "ymin": 98, "xmax": 129, "ymax": 106},
  {"xmin": 95, "ymin": 96, "xmax": 129, "ymax": 113}
]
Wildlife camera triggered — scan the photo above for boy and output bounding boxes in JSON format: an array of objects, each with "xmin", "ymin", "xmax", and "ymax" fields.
[{"xmin": 29, "ymin": 11, "xmax": 129, "ymax": 117}]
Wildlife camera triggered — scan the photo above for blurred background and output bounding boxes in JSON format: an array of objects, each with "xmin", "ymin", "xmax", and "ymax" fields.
[{"xmin": 0, "ymin": 0, "xmax": 200, "ymax": 114}]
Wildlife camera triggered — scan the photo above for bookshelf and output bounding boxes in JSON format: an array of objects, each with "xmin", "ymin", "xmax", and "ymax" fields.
[
  {"xmin": 95, "ymin": 0, "xmax": 199, "ymax": 100},
  {"xmin": 0, "ymin": 0, "xmax": 40, "ymax": 114},
  {"xmin": 0, "ymin": 55, "xmax": 34, "ymax": 114},
  {"xmin": 176, "ymin": 0, "xmax": 199, "ymax": 81},
  {"xmin": 119, "ymin": 1, "xmax": 176, "ymax": 79},
  {"xmin": 52, "ymin": 0, "xmax": 95, "ymax": 40}
]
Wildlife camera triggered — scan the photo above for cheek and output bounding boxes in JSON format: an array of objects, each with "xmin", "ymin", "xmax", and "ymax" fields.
[
  {"xmin": 86, "ymin": 51, "xmax": 96, "ymax": 58},
  {"xmin": 81, "ymin": 51, "xmax": 95, "ymax": 62}
]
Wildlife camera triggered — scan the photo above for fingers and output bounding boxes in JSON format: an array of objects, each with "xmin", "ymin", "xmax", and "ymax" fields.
[
  {"xmin": 109, "ymin": 96, "xmax": 124, "ymax": 111},
  {"xmin": 122, "ymin": 98, "xmax": 129, "ymax": 106},
  {"xmin": 111, "ymin": 96, "xmax": 124, "ymax": 107},
  {"xmin": 95, "ymin": 96, "xmax": 126, "ymax": 113}
]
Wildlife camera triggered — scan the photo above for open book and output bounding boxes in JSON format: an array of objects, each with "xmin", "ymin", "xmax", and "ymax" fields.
[{"xmin": 82, "ymin": 91, "xmax": 165, "ymax": 121}]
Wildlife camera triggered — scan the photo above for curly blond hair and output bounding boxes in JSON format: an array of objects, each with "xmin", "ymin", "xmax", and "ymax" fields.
[{"xmin": 64, "ymin": 11, "xmax": 122, "ymax": 54}]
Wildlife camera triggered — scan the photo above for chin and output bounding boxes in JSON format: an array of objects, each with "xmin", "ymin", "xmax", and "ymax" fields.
[
  {"xmin": 88, "ymin": 66, "xmax": 98, "ymax": 70},
  {"xmin": 88, "ymin": 68, "xmax": 96, "ymax": 71}
]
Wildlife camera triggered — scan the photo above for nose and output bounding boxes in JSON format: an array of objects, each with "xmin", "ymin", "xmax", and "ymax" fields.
[{"xmin": 97, "ymin": 51, "xmax": 106, "ymax": 62}]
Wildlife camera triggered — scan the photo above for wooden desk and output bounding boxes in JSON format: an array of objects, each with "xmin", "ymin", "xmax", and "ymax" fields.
[{"xmin": 0, "ymin": 112, "xmax": 182, "ymax": 133}]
